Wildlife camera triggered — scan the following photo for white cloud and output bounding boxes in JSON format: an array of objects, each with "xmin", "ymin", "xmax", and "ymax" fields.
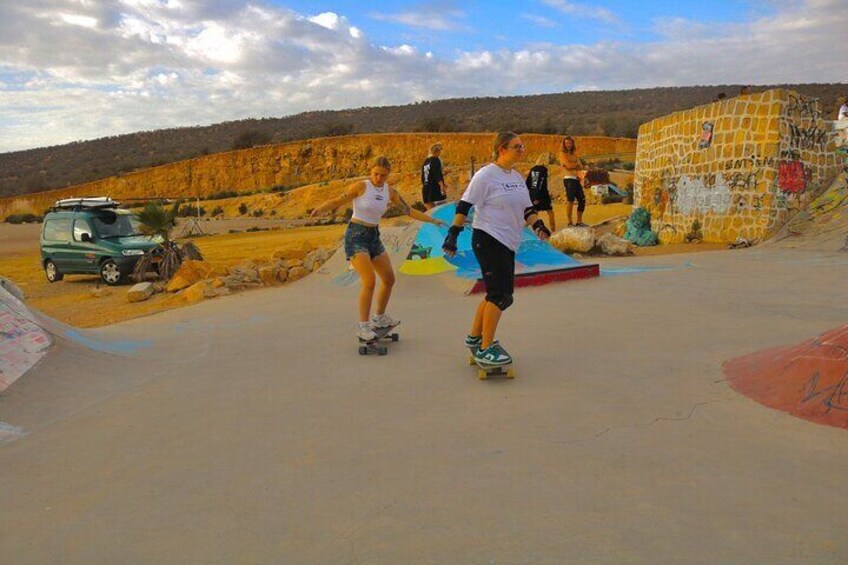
[
  {"xmin": 368, "ymin": 4, "xmax": 467, "ymax": 31},
  {"xmin": 0, "ymin": 0, "xmax": 845, "ymax": 152},
  {"xmin": 540, "ymin": 0, "xmax": 618, "ymax": 24},
  {"xmin": 521, "ymin": 13, "xmax": 559, "ymax": 28}
]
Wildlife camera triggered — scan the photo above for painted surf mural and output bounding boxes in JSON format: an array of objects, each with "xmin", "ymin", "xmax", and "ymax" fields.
[{"xmin": 399, "ymin": 202, "xmax": 599, "ymax": 291}]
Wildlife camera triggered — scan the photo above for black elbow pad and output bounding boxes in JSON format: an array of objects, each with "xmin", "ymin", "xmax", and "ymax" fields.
[{"xmin": 455, "ymin": 200, "xmax": 473, "ymax": 216}]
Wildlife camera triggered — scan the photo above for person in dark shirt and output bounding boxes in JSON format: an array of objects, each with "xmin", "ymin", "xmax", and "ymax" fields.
[
  {"xmin": 525, "ymin": 156, "xmax": 556, "ymax": 231},
  {"xmin": 421, "ymin": 143, "xmax": 447, "ymax": 210}
]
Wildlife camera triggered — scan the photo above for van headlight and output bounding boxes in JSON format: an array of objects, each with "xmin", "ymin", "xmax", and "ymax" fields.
[{"xmin": 122, "ymin": 249, "xmax": 144, "ymax": 256}]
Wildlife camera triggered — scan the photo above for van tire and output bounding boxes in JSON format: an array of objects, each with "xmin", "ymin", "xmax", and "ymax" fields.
[
  {"xmin": 44, "ymin": 260, "xmax": 64, "ymax": 283},
  {"xmin": 100, "ymin": 259, "xmax": 123, "ymax": 286}
]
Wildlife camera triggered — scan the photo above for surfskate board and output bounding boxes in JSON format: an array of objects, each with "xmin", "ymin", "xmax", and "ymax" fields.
[
  {"xmin": 358, "ymin": 324, "xmax": 400, "ymax": 356},
  {"xmin": 466, "ymin": 343, "xmax": 515, "ymax": 379}
]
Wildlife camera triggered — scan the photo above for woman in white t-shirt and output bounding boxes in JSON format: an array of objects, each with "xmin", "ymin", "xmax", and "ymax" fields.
[
  {"xmin": 312, "ymin": 156, "xmax": 445, "ymax": 341},
  {"xmin": 441, "ymin": 132, "xmax": 551, "ymax": 368}
]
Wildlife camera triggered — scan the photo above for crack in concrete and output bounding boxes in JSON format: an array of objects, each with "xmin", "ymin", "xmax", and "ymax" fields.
[{"xmin": 546, "ymin": 399, "xmax": 732, "ymax": 446}]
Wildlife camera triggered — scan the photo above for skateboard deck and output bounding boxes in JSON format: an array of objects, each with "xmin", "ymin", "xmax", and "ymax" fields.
[
  {"xmin": 466, "ymin": 345, "xmax": 515, "ymax": 380},
  {"xmin": 358, "ymin": 324, "xmax": 400, "ymax": 356}
]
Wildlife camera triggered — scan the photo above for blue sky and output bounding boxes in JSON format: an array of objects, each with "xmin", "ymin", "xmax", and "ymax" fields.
[{"xmin": 0, "ymin": 0, "xmax": 843, "ymax": 152}]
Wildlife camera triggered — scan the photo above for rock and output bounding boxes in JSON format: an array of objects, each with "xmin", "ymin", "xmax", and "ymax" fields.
[
  {"xmin": 214, "ymin": 286, "xmax": 231, "ymax": 297},
  {"xmin": 182, "ymin": 280, "xmax": 209, "ymax": 304},
  {"xmin": 287, "ymin": 266, "xmax": 309, "ymax": 282},
  {"xmin": 550, "ymin": 227, "xmax": 595, "ymax": 253},
  {"xmin": 220, "ymin": 275, "xmax": 245, "ymax": 289},
  {"xmin": 127, "ymin": 282, "xmax": 155, "ymax": 303},
  {"xmin": 277, "ymin": 267, "xmax": 289, "ymax": 282},
  {"xmin": 288, "ymin": 241, "xmax": 314, "ymax": 260},
  {"xmin": 596, "ymin": 233, "xmax": 635, "ymax": 256},
  {"xmin": 90, "ymin": 286, "xmax": 113, "ymax": 298},
  {"xmin": 303, "ymin": 254, "xmax": 316, "ymax": 272},
  {"xmin": 211, "ymin": 277, "xmax": 226, "ymax": 288},
  {"xmin": 227, "ymin": 264, "xmax": 260, "ymax": 283},
  {"xmin": 284, "ymin": 258, "xmax": 304, "ymax": 269},
  {"xmin": 151, "ymin": 282, "xmax": 167, "ymax": 294},
  {"xmin": 258, "ymin": 266, "xmax": 277, "ymax": 285},
  {"xmin": 167, "ymin": 260, "xmax": 214, "ymax": 292}
]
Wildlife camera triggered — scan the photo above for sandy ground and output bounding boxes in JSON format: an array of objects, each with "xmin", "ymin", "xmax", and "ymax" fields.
[
  {"xmin": 0, "ymin": 204, "xmax": 723, "ymax": 328},
  {"xmin": 1, "ymin": 236, "xmax": 847, "ymax": 563}
]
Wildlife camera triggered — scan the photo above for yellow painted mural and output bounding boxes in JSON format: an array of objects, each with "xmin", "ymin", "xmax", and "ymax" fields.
[{"xmin": 634, "ymin": 89, "xmax": 841, "ymax": 243}]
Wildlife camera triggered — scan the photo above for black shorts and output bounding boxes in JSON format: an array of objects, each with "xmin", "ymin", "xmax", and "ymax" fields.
[
  {"xmin": 532, "ymin": 191, "xmax": 553, "ymax": 211},
  {"xmin": 422, "ymin": 184, "xmax": 446, "ymax": 204},
  {"xmin": 472, "ymin": 229, "xmax": 515, "ymax": 297},
  {"xmin": 564, "ymin": 178, "xmax": 585, "ymax": 202}
]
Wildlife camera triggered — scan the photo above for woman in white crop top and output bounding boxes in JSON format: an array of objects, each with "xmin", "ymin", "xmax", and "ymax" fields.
[{"xmin": 311, "ymin": 156, "xmax": 445, "ymax": 341}]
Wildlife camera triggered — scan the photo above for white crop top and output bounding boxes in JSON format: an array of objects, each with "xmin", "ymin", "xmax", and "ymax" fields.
[{"xmin": 351, "ymin": 180, "xmax": 389, "ymax": 225}]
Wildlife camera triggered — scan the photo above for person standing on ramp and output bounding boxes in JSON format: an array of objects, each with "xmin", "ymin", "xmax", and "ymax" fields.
[
  {"xmin": 311, "ymin": 156, "xmax": 446, "ymax": 341},
  {"xmin": 421, "ymin": 143, "xmax": 448, "ymax": 210},
  {"xmin": 441, "ymin": 132, "xmax": 551, "ymax": 367},
  {"xmin": 559, "ymin": 135, "xmax": 587, "ymax": 227}
]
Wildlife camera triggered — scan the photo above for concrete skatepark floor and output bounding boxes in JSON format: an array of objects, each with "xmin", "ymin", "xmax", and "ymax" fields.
[{"xmin": 2, "ymin": 242, "xmax": 848, "ymax": 563}]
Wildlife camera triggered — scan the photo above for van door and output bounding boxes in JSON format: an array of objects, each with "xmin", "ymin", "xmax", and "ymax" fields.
[
  {"xmin": 42, "ymin": 218, "xmax": 73, "ymax": 271},
  {"xmin": 71, "ymin": 218, "xmax": 98, "ymax": 273}
]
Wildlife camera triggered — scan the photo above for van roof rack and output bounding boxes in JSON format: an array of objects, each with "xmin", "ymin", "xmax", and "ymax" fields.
[{"xmin": 51, "ymin": 197, "xmax": 121, "ymax": 212}]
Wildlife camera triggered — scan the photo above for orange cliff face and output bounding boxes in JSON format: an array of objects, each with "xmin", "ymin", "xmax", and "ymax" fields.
[{"xmin": 0, "ymin": 133, "xmax": 636, "ymax": 219}]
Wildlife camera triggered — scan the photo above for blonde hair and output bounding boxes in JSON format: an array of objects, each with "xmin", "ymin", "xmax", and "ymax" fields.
[
  {"xmin": 370, "ymin": 155, "xmax": 391, "ymax": 171},
  {"xmin": 429, "ymin": 143, "xmax": 442, "ymax": 154},
  {"xmin": 492, "ymin": 131, "xmax": 519, "ymax": 160}
]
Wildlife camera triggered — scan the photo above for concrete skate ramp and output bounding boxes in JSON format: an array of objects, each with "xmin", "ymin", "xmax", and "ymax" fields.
[
  {"xmin": 0, "ymin": 284, "xmax": 51, "ymax": 393},
  {"xmin": 768, "ymin": 166, "xmax": 848, "ymax": 251},
  {"xmin": 398, "ymin": 202, "xmax": 599, "ymax": 292},
  {"xmin": 724, "ymin": 323, "xmax": 848, "ymax": 429}
]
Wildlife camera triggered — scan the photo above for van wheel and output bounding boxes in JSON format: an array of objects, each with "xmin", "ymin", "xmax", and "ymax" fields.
[
  {"xmin": 44, "ymin": 260, "xmax": 63, "ymax": 282},
  {"xmin": 100, "ymin": 260, "xmax": 123, "ymax": 285}
]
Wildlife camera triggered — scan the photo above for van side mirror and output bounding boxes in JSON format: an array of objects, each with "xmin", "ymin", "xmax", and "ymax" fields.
[{"xmin": 81, "ymin": 232, "xmax": 92, "ymax": 242}]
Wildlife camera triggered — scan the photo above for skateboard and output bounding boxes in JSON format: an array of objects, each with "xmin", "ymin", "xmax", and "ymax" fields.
[
  {"xmin": 466, "ymin": 344, "xmax": 515, "ymax": 380},
  {"xmin": 358, "ymin": 324, "xmax": 400, "ymax": 356}
]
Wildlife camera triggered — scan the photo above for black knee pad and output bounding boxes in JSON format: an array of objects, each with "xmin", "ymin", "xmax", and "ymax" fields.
[
  {"xmin": 486, "ymin": 293, "xmax": 514, "ymax": 311},
  {"xmin": 577, "ymin": 197, "xmax": 586, "ymax": 213}
]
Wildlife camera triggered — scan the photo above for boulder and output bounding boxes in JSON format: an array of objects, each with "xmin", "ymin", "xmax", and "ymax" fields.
[
  {"xmin": 550, "ymin": 227, "xmax": 595, "ymax": 254},
  {"xmin": 213, "ymin": 286, "xmax": 231, "ymax": 297},
  {"xmin": 182, "ymin": 280, "xmax": 208, "ymax": 304},
  {"xmin": 284, "ymin": 258, "xmax": 304, "ymax": 269},
  {"xmin": 277, "ymin": 267, "xmax": 289, "ymax": 282},
  {"xmin": 287, "ymin": 266, "xmax": 309, "ymax": 282},
  {"xmin": 596, "ymin": 233, "xmax": 635, "ymax": 256},
  {"xmin": 127, "ymin": 282, "xmax": 155, "ymax": 303},
  {"xmin": 167, "ymin": 260, "xmax": 214, "ymax": 292},
  {"xmin": 258, "ymin": 266, "xmax": 277, "ymax": 285}
]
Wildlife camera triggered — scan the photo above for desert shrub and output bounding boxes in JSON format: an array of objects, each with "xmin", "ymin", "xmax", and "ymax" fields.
[
  {"xmin": 252, "ymin": 209, "xmax": 264, "ymax": 217},
  {"xmin": 211, "ymin": 206, "xmax": 224, "ymax": 216},
  {"xmin": 238, "ymin": 203, "xmax": 249, "ymax": 215},
  {"xmin": 5, "ymin": 213, "xmax": 42, "ymax": 224}
]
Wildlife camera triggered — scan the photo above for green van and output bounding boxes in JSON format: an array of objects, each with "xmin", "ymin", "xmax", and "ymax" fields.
[{"xmin": 40, "ymin": 197, "xmax": 160, "ymax": 285}]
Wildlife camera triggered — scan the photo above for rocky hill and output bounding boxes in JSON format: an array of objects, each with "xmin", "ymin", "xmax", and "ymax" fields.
[{"xmin": 1, "ymin": 83, "xmax": 843, "ymax": 198}]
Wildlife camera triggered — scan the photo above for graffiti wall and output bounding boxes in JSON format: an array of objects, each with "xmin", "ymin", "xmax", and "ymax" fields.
[{"xmin": 634, "ymin": 89, "xmax": 840, "ymax": 243}]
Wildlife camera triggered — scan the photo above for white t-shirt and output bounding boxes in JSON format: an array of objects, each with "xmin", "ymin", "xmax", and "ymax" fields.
[
  {"xmin": 460, "ymin": 163, "xmax": 533, "ymax": 251},
  {"xmin": 351, "ymin": 180, "xmax": 388, "ymax": 225},
  {"xmin": 839, "ymin": 103, "xmax": 848, "ymax": 121}
]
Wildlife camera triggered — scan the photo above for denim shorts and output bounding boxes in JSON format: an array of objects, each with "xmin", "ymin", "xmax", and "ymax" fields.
[{"xmin": 344, "ymin": 222, "xmax": 386, "ymax": 260}]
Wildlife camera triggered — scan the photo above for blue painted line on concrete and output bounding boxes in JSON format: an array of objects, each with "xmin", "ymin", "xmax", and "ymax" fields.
[{"xmin": 63, "ymin": 329, "xmax": 153, "ymax": 354}]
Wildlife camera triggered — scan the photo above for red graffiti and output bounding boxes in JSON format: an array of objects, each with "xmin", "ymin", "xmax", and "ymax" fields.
[{"xmin": 778, "ymin": 160, "xmax": 806, "ymax": 193}]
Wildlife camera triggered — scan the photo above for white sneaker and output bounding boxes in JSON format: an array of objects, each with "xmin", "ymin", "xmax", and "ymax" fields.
[
  {"xmin": 357, "ymin": 324, "xmax": 378, "ymax": 341},
  {"xmin": 371, "ymin": 313, "xmax": 399, "ymax": 329}
]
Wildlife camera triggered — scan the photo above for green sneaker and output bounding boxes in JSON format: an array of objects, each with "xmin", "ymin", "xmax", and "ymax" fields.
[
  {"xmin": 474, "ymin": 342, "xmax": 512, "ymax": 367},
  {"xmin": 464, "ymin": 334, "xmax": 482, "ymax": 350}
]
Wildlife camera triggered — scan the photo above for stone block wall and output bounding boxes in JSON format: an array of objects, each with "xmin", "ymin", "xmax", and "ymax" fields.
[{"xmin": 634, "ymin": 89, "xmax": 840, "ymax": 243}]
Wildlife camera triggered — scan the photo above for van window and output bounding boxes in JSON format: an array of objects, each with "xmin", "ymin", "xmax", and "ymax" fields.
[
  {"xmin": 91, "ymin": 212, "xmax": 141, "ymax": 238},
  {"xmin": 43, "ymin": 218, "xmax": 72, "ymax": 242},
  {"xmin": 73, "ymin": 219, "xmax": 92, "ymax": 242}
]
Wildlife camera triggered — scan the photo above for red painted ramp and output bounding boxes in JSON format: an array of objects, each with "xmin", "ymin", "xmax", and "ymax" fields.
[{"xmin": 724, "ymin": 324, "xmax": 848, "ymax": 429}]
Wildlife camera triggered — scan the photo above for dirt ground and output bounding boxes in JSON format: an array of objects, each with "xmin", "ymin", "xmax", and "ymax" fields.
[{"xmin": 0, "ymin": 204, "xmax": 723, "ymax": 328}]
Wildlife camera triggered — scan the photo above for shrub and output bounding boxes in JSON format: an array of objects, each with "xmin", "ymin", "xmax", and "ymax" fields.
[
  {"xmin": 252, "ymin": 209, "xmax": 264, "ymax": 217},
  {"xmin": 211, "ymin": 206, "xmax": 224, "ymax": 216},
  {"xmin": 412, "ymin": 201, "xmax": 426, "ymax": 212},
  {"xmin": 5, "ymin": 213, "xmax": 42, "ymax": 224},
  {"xmin": 238, "ymin": 203, "xmax": 249, "ymax": 215}
]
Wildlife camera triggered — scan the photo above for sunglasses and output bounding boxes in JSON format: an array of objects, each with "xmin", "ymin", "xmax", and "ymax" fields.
[{"xmin": 505, "ymin": 143, "xmax": 525, "ymax": 150}]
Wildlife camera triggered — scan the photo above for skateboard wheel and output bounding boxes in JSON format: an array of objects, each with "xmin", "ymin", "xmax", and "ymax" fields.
[
  {"xmin": 467, "ymin": 356, "xmax": 476, "ymax": 366},
  {"xmin": 378, "ymin": 347, "xmax": 388, "ymax": 356},
  {"xmin": 506, "ymin": 369, "xmax": 515, "ymax": 379},
  {"xmin": 358, "ymin": 346, "xmax": 367, "ymax": 355},
  {"xmin": 391, "ymin": 333, "xmax": 399, "ymax": 342},
  {"xmin": 477, "ymin": 370, "xmax": 487, "ymax": 380}
]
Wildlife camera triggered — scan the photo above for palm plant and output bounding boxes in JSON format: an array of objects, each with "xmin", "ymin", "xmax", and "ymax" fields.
[{"xmin": 132, "ymin": 201, "xmax": 204, "ymax": 282}]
